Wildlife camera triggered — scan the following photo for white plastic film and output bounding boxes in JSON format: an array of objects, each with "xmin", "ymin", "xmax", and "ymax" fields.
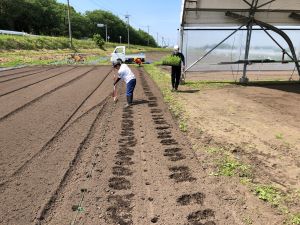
[{"xmin": 182, "ymin": 0, "xmax": 300, "ymax": 26}]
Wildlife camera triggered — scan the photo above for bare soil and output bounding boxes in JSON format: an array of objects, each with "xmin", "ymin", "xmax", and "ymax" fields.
[
  {"xmin": 178, "ymin": 71, "xmax": 300, "ymax": 219},
  {"xmin": 0, "ymin": 65, "xmax": 294, "ymax": 225}
]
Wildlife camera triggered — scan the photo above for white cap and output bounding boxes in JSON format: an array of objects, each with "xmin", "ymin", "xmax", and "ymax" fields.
[{"xmin": 174, "ymin": 45, "xmax": 179, "ymax": 50}]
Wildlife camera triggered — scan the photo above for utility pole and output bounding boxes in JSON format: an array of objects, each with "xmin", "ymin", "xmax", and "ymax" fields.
[
  {"xmin": 96, "ymin": 24, "xmax": 107, "ymax": 42},
  {"xmin": 147, "ymin": 25, "xmax": 150, "ymax": 46},
  {"xmin": 125, "ymin": 14, "xmax": 130, "ymax": 48},
  {"xmin": 156, "ymin": 32, "xmax": 159, "ymax": 47},
  {"xmin": 67, "ymin": 0, "xmax": 73, "ymax": 48},
  {"xmin": 105, "ymin": 25, "xmax": 107, "ymax": 42},
  {"xmin": 161, "ymin": 37, "xmax": 165, "ymax": 47}
]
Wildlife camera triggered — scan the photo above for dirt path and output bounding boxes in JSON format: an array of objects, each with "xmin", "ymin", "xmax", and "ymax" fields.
[
  {"xmin": 0, "ymin": 66, "xmax": 286, "ymax": 225},
  {"xmin": 179, "ymin": 83, "xmax": 300, "ymax": 184},
  {"xmin": 178, "ymin": 80, "xmax": 300, "ymax": 219}
]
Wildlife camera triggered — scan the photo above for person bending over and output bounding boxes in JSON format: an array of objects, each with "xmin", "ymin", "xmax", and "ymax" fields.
[{"xmin": 113, "ymin": 60, "xmax": 137, "ymax": 107}]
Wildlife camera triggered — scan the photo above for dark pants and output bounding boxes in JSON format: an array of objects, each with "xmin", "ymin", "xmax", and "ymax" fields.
[
  {"xmin": 126, "ymin": 79, "xmax": 136, "ymax": 96},
  {"xmin": 171, "ymin": 66, "xmax": 181, "ymax": 89}
]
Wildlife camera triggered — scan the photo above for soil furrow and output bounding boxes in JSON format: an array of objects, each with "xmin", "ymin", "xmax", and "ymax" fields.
[
  {"xmin": 0, "ymin": 67, "xmax": 55, "ymax": 83},
  {"xmin": 0, "ymin": 69, "xmax": 111, "ymax": 187},
  {"xmin": 0, "ymin": 67, "xmax": 95, "ymax": 122},
  {"xmin": 0, "ymin": 99, "xmax": 108, "ymax": 225},
  {"xmin": 0, "ymin": 67, "xmax": 76, "ymax": 97},
  {"xmin": 35, "ymin": 100, "xmax": 108, "ymax": 225},
  {"xmin": 41, "ymin": 98, "xmax": 116, "ymax": 225},
  {"xmin": 0, "ymin": 67, "xmax": 43, "ymax": 78}
]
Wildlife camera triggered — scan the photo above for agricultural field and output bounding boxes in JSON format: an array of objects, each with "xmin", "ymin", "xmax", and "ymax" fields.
[{"xmin": 0, "ymin": 52, "xmax": 299, "ymax": 225}]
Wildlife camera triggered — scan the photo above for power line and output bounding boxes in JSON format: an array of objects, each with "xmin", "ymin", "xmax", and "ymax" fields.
[
  {"xmin": 147, "ymin": 25, "xmax": 150, "ymax": 45},
  {"xmin": 89, "ymin": 0, "xmax": 134, "ymax": 21}
]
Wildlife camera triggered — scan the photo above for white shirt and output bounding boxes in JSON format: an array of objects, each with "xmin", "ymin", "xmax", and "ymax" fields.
[{"xmin": 118, "ymin": 64, "xmax": 136, "ymax": 84}]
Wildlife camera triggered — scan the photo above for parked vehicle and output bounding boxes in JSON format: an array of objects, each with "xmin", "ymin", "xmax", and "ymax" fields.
[{"xmin": 110, "ymin": 46, "xmax": 145, "ymax": 63}]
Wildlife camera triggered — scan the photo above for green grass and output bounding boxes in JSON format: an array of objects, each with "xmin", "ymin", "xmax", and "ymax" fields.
[
  {"xmin": 205, "ymin": 146, "xmax": 251, "ymax": 178},
  {"xmin": 0, "ymin": 34, "xmax": 166, "ymax": 51},
  {"xmin": 254, "ymin": 185, "xmax": 282, "ymax": 206},
  {"xmin": 0, "ymin": 35, "xmax": 95, "ymax": 50},
  {"xmin": 216, "ymin": 156, "xmax": 251, "ymax": 177},
  {"xmin": 206, "ymin": 146, "xmax": 224, "ymax": 154},
  {"xmin": 183, "ymin": 80, "xmax": 232, "ymax": 89},
  {"xmin": 291, "ymin": 214, "xmax": 300, "ymax": 225},
  {"xmin": 0, "ymin": 35, "xmax": 166, "ymax": 67}
]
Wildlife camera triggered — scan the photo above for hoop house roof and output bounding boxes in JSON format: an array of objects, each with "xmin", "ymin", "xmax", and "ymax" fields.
[{"xmin": 181, "ymin": 0, "xmax": 300, "ymax": 27}]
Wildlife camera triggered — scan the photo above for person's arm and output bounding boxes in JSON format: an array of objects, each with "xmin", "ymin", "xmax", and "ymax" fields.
[{"xmin": 114, "ymin": 77, "xmax": 121, "ymax": 86}]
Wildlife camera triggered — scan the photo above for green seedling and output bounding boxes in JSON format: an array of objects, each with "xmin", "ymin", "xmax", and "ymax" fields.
[
  {"xmin": 71, "ymin": 205, "xmax": 85, "ymax": 212},
  {"xmin": 240, "ymin": 177, "xmax": 252, "ymax": 185},
  {"xmin": 218, "ymin": 159, "xmax": 241, "ymax": 176},
  {"xmin": 206, "ymin": 146, "xmax": 223, "ymax": 154},
  {"xmin": 161, "ymin": 55, "xmax": 181, "ymax": 66},
  {"xmin": 276, "ymin": 133, "xmax": 284, "ymax": 140},
  {"xmin": 197, "ymin": 127, "xmax": 204, "ymax": 135},
  {"xmin": 243, "ymin": 216, "xmax": 253, "ymax": 225},
  {"xmin": 77, "ymin": 206, "xmax": 84, "ymax": 212},
  {"xmin": 179, "ymin": 121, "xmax": 188, "ymax": 132}
]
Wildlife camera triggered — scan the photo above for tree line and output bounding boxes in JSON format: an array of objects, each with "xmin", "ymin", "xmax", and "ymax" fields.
[{"xmin": 0, "ymin": 0, "xmax": 158, "ymax": 47}]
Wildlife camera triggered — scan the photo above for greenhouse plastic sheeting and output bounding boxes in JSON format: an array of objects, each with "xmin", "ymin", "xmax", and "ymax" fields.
[{"xmin": 181, "ymin": 0, "xmax": 300, "ymax": 27}]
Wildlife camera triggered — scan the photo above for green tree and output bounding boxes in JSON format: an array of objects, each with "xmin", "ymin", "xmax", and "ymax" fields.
[
  {"xmin": 25, "ymin": 0, "xmax": 65, "ymax": 35},
  {"xmin": 0, "ymin": 0, "xmax": 34, "ymax": 32},
  {"xmin": 93, "ymin": 34, "xmax": 105, "ymax": 50},
  {"xmin": 0, "ymin": 0, "xmax": 158, "ymax": 47}
]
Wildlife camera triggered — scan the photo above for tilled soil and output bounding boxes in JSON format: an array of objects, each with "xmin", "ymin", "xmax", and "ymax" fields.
[{"xmin": 0, "ymin": 66, "xmax": 284, "ymax": 225}]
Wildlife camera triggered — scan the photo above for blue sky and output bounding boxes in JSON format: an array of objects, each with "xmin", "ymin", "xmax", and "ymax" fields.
[{"xmin": 57, "ymin": 0, "xmax": 182, "ymax": 46}]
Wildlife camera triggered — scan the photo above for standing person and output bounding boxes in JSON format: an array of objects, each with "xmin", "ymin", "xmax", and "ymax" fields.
[
  {"xmin": 113, "ymin": 60, "xmax": 136, "ymax": 107},
  {"xmin": 171, "ymin": 45, "xmax": 185, "ymax": 91}
]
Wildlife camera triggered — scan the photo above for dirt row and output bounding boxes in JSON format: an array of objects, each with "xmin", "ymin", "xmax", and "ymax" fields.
[{"xmin": 0, "ymin": 65, "xmax": 286, "ymax": 224}]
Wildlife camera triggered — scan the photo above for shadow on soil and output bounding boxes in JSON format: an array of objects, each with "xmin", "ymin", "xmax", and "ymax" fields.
[
  {"xmin": 133, "ymin": 99, "xmax": 149, "ymax": 105},
  {"xmin": 242, "ymin": 82, "xmax": 300, "ymax": 94},
  {"xmin": 177, "ymin": 89, "xmax": 200, "ymax": 93},
  {"xmin": 187, "ymin": 80, "xmax": 300, "ymax": 94}
]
